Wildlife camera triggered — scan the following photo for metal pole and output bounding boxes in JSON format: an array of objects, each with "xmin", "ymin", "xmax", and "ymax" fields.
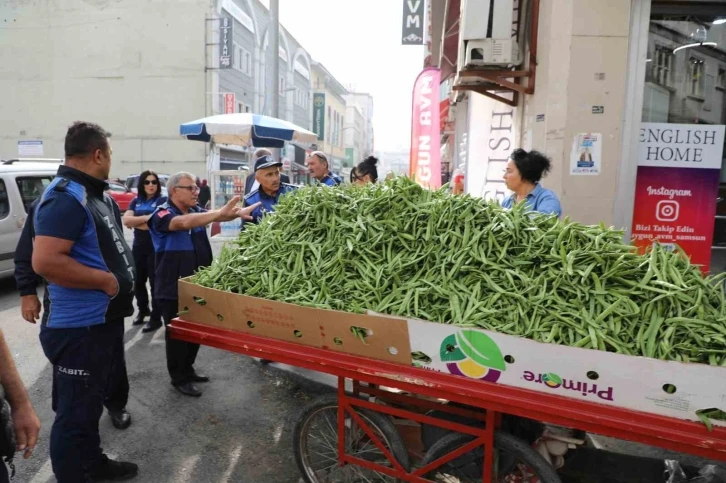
[{"xmin": 270, "ymin": 0, "xmax": 280, "ymax": 119}]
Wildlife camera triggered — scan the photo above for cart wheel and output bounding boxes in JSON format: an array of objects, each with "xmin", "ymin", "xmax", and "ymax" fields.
[
  {"xmin": 293, "ymin": 393, "xmax": 411, "ymax": 483},
  {"xmin": 422, "ymin": 431, "xmax": 562, "ymax": 483}
]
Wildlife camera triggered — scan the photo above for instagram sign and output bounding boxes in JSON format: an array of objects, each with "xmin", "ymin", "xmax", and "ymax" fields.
[{"xmin": 632, "ymin": 123, "xmax": 725, "ymax": 272}]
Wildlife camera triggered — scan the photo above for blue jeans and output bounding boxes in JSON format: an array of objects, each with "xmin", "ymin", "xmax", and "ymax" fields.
[{"xmin": 39, "ymin": 319, "xmax": 127, "ymax": 483}]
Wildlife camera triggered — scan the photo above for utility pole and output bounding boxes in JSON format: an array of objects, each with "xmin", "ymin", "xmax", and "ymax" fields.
[{"xmin": 270, "ymin": 0, "xmax": 280, "ymax": 120}]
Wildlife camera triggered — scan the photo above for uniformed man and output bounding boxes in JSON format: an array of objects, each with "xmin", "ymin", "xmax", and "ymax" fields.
[
  {"xmin": 32, "ymin": 121, "xmax": 137, "ymax": 482},
  {"xmin": 243, "ymin": 155, "xmax": 297, "ymax": 224},
  {"xmin": 306, "ymin": 151, "xmax": 343, "ymax": 186},
  {"xmin": 148, "ymin": 172, "xmax": 260, "ymax": 397},
  {"xmin": 14, "ymin": 197, "xmax": 134, "ymax": 431},
  {"xmin": 244, "ymin": 148, "xmax": 291, "ymax": 194},
  {"xmin": 14, "ymin": 197, "xmax": 43, "ymax": 324}
]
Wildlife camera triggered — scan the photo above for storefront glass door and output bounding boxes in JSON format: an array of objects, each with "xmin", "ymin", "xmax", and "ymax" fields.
[{"xmin": 637, "ymin": 3, "xmax": 726, "ymax": 273}]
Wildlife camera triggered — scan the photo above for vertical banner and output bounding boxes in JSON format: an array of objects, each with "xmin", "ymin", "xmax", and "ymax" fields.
[
  {"xmin": 631, "ymin": 123, "xmax": 725, "ymax": 272},
  {"xmin": 409, "ymin": 67, "xmax": 441, "ymax": 189},
  {"xmin": 313, "ymin": 93, "xmax": 325, "ymax": 141},
  {"xmin": 219, "ymin": 15, "xmax": 233, "ymax": 69},
  {"xmin": 402, "ymin": 0, "xmax": 424, "ymax": 45},
  {"xmin": 465, "ymin": 92, "xmax": 515, "ymax": 203},
  {"xmin": 224, "ymin": 93, "xmax": 235, "ymax": 114}
]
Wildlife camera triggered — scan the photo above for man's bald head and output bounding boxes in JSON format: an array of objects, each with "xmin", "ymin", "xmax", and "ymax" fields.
[{"xmin": 253, "ymin": 148, "xmax": 272, "ymax": 160}]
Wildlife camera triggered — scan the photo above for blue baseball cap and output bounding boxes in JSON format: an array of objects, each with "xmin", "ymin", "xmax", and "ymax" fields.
[{"xmin": 254, "ymin": 155, "xmax": 282, "ymax": 172}]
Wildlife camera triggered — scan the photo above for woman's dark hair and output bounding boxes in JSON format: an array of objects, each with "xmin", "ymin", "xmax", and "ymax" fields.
[
  {"xmin": 351, "ymin": 156, "xmax": 379, "ymax": 183},
  {"xmin": 510, "ymin": 149, "xmax": 552, "ymax": 184},
  {"xmin": 137, "ymin": 170, "xmax": 161, "ymax": 200}
]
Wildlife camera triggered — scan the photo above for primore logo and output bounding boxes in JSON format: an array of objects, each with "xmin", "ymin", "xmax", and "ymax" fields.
[
  {"xmin": 524, "ymin": 371, "xmax": 614, "ymax": 402},
  {"xmin": 440, "ymin": 330, "xmax": 506, "ymax": 382}
]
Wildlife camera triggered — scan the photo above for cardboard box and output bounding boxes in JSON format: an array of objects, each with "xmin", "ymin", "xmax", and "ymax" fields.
[
  {"xmin": 179, "ymin": 278, "xmax": 725, "ymax": 426},
  {"xmin": 407, "ymin": 318, "xmax": 726, "ymax": 427},
  {"xmin": 178, "ymin": 278, "xmax": 412, "ymax": 365}
]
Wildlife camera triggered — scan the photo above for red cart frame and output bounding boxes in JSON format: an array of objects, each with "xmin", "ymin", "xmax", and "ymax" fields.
[{"xmin": 171, "ymin": 319, "xmax": 726, "ymax": 481}]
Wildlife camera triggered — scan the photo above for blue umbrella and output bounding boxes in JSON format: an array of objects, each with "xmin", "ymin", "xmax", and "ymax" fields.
[{"xmin": 180, "ymin": 113, "xmax": 317, "ymax": 148}]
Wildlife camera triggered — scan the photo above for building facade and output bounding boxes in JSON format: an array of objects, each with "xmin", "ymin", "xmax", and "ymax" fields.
[
  {"xmin": 344, "ymin": 103, "xmax": 366, "ymax": 168},
  {"xmin": 344, "ymin": 93, "xmax": 375, "ymax": 156},
  {"xmin": 310, "ymin": 62, "xmax": 348, "ymax": 173},
  {"xmin": 430, "ymin": 0, "xmax": 726, "ymax": 272},
  {"xmin": 0, "ymin": 0, "xmax": 315, "ymax": 178},
  {"xmin": 0, "ymin": 0, "xmax": 211, "ymax": 178}
]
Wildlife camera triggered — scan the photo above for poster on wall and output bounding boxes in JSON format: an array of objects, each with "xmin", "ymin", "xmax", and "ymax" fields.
[
  {"xmin": 569, "ymin": 133, "xmax": 602, "ymax": 175},
  {"xmin": 409, "ymin": 67, "xmax": 441, "ymax": 189},
  {"xmin": 464, "ymin": 92, "xmax": 515, "ymax": 203},
  {"xmin": 630, "ymin": 123, "xmax": 725, "ymax": 272}
]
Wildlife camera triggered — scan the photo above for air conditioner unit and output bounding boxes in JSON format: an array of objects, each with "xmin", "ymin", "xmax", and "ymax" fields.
[{"xmin": 459, "ymin": 0, "xmax": 522, "ymax": 68}]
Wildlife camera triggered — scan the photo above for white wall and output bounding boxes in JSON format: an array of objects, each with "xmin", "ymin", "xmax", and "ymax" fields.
[{"xmin": 0, "ymin": 0, "xmax": 210, "ymax": 178}]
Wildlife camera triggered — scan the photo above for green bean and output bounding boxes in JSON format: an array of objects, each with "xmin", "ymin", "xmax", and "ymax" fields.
[{"xmin": 191, "ymin": 176, "xmax": 726, "ymax": 367}]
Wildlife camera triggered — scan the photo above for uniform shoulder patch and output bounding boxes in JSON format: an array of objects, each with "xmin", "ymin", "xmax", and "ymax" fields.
[
  {"xmin": 157, "ymin": 209, "xmax": 170, "ymax": 218},
  {"xmin": 54, "ymin": 178, "xmax": 70, "ymax": 192}
]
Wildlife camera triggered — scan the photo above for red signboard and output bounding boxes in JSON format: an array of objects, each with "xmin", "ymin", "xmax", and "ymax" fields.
[
  {"xmin": 224, "ymin": 93, "xmax": 235, "ymax": 114},
  {"xmin": 631, "ymin": 123, "xmax": 725, "ymax": 273}
]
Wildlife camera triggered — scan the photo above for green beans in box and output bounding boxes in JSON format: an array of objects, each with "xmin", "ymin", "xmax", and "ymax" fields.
[{"xmin": 192, "ymin": 176, "xmax": 726, "ymax": 366}]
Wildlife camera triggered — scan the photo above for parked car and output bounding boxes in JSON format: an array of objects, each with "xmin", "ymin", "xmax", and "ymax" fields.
[
  {"xmin": 125, "ymin": 173, "xmax": 169, "ymax": 197},
  {"xmin": 0, "ymin": 159, "xmax": 62, "ymax": 277},
  {"xmin": 106, "ymin": 182, "xmax": 136, "ymax": 212}
]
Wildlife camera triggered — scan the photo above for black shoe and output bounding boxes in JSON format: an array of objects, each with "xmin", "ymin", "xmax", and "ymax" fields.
[
  {"xmin": 259, "ymin": 359, "xmax": 273, "ymax": 365},
  {"xmin": 108, "ymin": 408, "xmax": 131, "ymax": 430},
  {"xmin": 189, "ymin": 372, "xmax": 210, "ymax": 383},
  {"xmin": 141, "ymin": 319, "xmax": 162, "ymax": 333},
  {"xmin": 90, "ymin": 454, "xmax": 138, "ymax": 481},
  {"xmin": 174, "ymin": 382, "xmax": 202, "ymax": 397},
  {"xmin": 132, "ymin": 313, "xmax": 147, "ymax": 326}
]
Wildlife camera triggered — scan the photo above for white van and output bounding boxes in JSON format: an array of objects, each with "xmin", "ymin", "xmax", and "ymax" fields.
[{"xmin": 0, "ymin": 159, "xmax": 62, "ymax": 277}]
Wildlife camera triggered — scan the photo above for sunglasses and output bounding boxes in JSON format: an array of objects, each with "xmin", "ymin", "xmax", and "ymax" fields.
[
  {"xmin": 176, "ymin": 185, "xmax": 199, "ymax": 192},
  {"xmin": 144, "ymin": 180, "xmax": 159, "ymax": 185}
]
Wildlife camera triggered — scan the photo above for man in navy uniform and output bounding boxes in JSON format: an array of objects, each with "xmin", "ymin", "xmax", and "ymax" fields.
[
  {"xmin": 32, "ymin": 121, "xmax": 137, "ymax": 482},
  {"xmin": 149, "ymin": 172, "xmax": 259, "ymax": 397},
  {"xmin": 244, "ymin": 148, "xmax": 291, "ymax": 194},
  {"xmin": 243, "ymin": 155, "xmax": 297, "ymax": 224},
  {"xmin": 306, "ymin": 151, "xmax": 343, "ymax": 186},
  {"xmin": 14, "ymin": 197, "xmax": 43, "ymax": 324},
  {"xmin": 14, "ymin": 196, "xmax": 134, "ymax": 432}
]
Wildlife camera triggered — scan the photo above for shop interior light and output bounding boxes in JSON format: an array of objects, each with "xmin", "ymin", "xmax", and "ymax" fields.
[
  {"xmin": 673, "ymin": 42, "xmax": 718, "ymax": 53},
  {"xmin": 713, "ymin": 19, "xmax": 726, "ymax": 25}
]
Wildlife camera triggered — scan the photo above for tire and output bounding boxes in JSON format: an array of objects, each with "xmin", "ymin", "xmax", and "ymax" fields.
[
  {"xmin": 293, "ymin": 393, "xmax": 411, "ymax": 483},
  {"xmin": 422, "ymin": 431, "xmax": 562, "ymax": 483}
]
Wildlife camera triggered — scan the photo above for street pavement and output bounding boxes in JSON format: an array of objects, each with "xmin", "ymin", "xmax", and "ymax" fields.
[
  {"xmin": 1, "ymin": 229, "xmax": 334, "ymax": 483},
  {"xmin": 0, "ymin": 229, "xmax": 720, "ymax": 482}
]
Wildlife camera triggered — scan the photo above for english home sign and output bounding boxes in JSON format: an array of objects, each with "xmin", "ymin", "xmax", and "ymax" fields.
[{"xmin": 638, "ymin": 123, "xmax": 724, "ymax": 169}]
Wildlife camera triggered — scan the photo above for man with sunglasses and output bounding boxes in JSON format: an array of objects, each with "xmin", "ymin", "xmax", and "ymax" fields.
[{"xmin": 148, "ymin": 172, "xmax": 260, "ymax": 397}]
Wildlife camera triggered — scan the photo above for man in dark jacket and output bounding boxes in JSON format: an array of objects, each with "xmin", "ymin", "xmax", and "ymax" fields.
[
  {"xmin": 14, "ymin": 197, "xmax": 133, "ymax": 431},
  {"xmin": 14, "ymin": 198, "xmax": 43, "ymax": 324},
  {"xmin": 149, "ymin": 172, "xmax": 259, "ymax": 397},
  {"xmin": 32, "ymin": 122, "xmax": 138, "ymax": 483}
]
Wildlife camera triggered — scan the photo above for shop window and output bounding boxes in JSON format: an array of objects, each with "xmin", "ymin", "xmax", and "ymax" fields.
[
  {"xmin": 0, "ymin": 181, "xmax": 9, "ymax": 220},
  {"xmin": 652, "ymin": 45, "xmax": 673, "ymax": 87},
  {"xmin": 279, "ymin": 76, "xmax": 286, "ymax": 96},
  {"xmin": 242, "ymin": 49, "xmax": 252, "ymax": 76},
  {"xmin": 718, "ymin": 67, "xmax": 725, "ymax": 90},
  {"xmin": 688, "ymin": 57, "xmax": 705, "ymax": 98},
  {"xmin": 233, "ymin": 43, "xmax": 242, "ymax": 72}
]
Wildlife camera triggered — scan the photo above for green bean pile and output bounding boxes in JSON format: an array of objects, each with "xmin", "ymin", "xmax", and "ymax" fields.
[{"xmin": 193, "ymin": 176, "xmax": 726, "ymax": 366}]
